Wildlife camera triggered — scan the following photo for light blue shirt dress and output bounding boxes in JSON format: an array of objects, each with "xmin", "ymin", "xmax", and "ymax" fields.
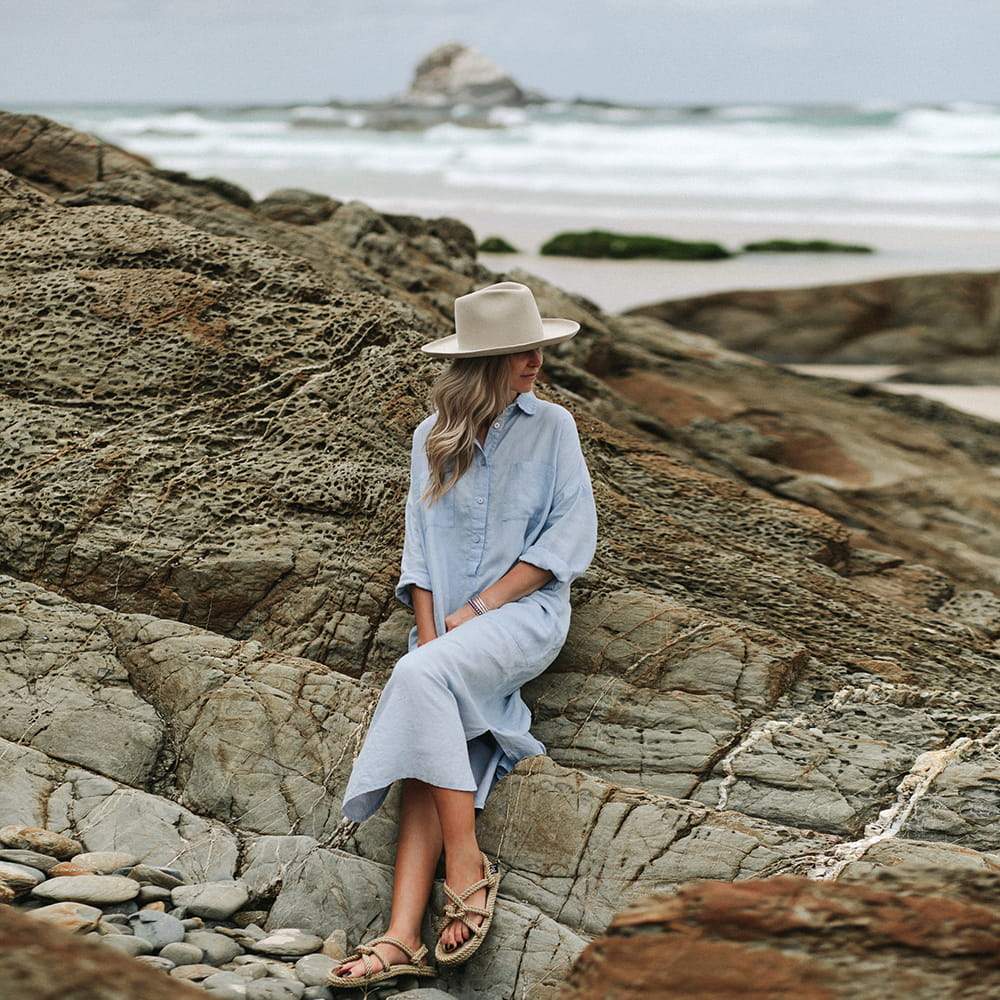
[{"xmin": 339, "ymin": 389, "xmax": 599, "ymax": 822}]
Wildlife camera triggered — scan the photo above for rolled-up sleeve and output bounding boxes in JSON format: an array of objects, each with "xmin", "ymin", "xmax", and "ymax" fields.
[
  {"xmin": 519, "ymin": 410, "xmax": 598, "ymax": 585},
  {"xmin": 394, "ymin": 434, "xmax": 433, "ymax": 609}
]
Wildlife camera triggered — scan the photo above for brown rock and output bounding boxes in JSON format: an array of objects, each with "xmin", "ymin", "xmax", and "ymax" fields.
[
  {"xmin": 0, "ymin": 825, "xmax": 82, "ymax": 860},
  {"xmin": 169, "ymin": 963, "xmax": 219, "ymax": 980},
  {"xmin": 49, "ymin": 862, "xmax": 94, "ymax": 877},
  {"xmin": 560, "ymin": 873, "xmax": 1000, "ymax": 999},
  {"xmin": 1, "ymin": 904, "xmax": 207, "ymax": 998},
  {"xmin": 22, "ymin": 901, "xmax": 103, "ymax": 933}
]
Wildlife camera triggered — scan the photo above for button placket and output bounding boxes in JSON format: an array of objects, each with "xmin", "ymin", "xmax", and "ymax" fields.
[{"xmin": 470, "ymin": 447, "xmax": 491, "ymax": 574}]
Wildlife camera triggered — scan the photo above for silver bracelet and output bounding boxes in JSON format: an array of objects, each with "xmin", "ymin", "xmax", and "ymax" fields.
[{"xmin": 467, "ymin": 594, "xmax": 490, "ymax": 615}]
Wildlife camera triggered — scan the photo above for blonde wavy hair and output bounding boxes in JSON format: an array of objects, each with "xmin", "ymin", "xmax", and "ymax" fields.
[{"xmin": 420, "ymin": 354, "xmax": 527, "ymax": 507}]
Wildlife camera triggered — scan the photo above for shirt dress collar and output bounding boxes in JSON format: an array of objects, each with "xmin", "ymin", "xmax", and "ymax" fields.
[{"xmin": 513, "ymin": 391, "xmax": 537, "ymax": 415}]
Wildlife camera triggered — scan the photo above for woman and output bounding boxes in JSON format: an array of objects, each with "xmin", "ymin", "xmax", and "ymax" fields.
[{"xmin": 329, "ymin": 281, "xmax": 599, "ymax": 988}]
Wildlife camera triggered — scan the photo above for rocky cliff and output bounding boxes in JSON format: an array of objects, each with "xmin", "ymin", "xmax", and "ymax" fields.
[{"xmin": 1, "ymin": 111, "xmax": 998, "ymax": 999}]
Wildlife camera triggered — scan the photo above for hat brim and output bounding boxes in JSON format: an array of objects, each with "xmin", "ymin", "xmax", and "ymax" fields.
[{"xmin": 419, "ymin": 318, "xmax": 581, "ymax": 357}]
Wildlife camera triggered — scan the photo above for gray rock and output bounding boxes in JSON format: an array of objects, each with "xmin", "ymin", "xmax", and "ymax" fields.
[
  {"xmin": 170, "ymin": 963, "xmax": 219, "ymax": 981},
  {"xmin": 135, "ymin": 954, "xmax": 177, "ymax": 971},
  {"xmin": 215, "ymin": 924, "xmax": 266, "ymax": 948},
  {"xmin": 31, "ymin": 874, "xmax": 140, "ymax": 904},
  {"xmin": 240, "ymin": 837, "xmax": 586, "ymax": 996},
  {"xmin": 232, "ymin": 962, "xmax": 269, "ymax": 981},
  {"xmin": 393, "ymin": 992, "xmax": 460, "ymax": 1000},
  {"xmin": 0, "ymin": 849, "xmax": 61, "ymax": 872},
  {"xmin": 95, "ymin": 919, "xmax": 132, "ymax": 936},
  {"xmin": 257, "ymin": 189, "xmax": 339, "ymax": 226},
  {"xmin": 137, "ymin": 884, "xmax": 173, "ymax": 903},
  {"xmin": 126, "ymin": 864, "xmax": 187, "ymax": 888},
  {"xmin": 70, "ymin": 851, "xmax": 138, "ymax": 873},
  {"xmin": 0, "ymin": 861, "xmax": 46, "ymax": 891},
  {"xmin": 404, "ymin": 42, "xmax": 529, "ymax": 107},
  {"xmin": 246, "ymin": 980, "xmax": 306, "ymax": 1000},
  {"xmin": 320, "ymin": 929, "xmax": 347, "ymax": 960},
  {"xmin": 302, "ymin": 989, "xmax": 335, "ymax": 1000},
  {"xmin": 98, "ymin": 900, "xmax": 140, "ymax": 916},
  {"xmin": 206, "ymin": 986, "xmax": 250, "ymax": 1000},
  {"xmin": 204, "ymin": 971, "xmax": 249, "ymax": 988},
  {"xmin": 99, "ymin": 934, "xmax": 152, "ymax": 957},
  {"xmin": 293, "ymin": 953, "xmax": 338, "ymax": 986},
  {"xmin": 185, "ymin": 929, "xmax": 245, "ymax": 965},
  {"xmin": 251, "ymin": 928, "xmax": 324, "ymax": 957},
  {"xmin": 160, "ymin": 941, "xmax": 205, "ymax": 965},
  {"xmin": 939, "ymin": 591, "xmax": 1000, "ymax": 638},
  {"xmin": 171, "ymin": 879, "xmax": 249, "ymax": 919},
  {"xmin": 231, "ymin": 956, "xmax": 301, "ymax": 981},
  {"xmin": 128, "ymin": 909, "xmax": 186, "ymax": 948}
]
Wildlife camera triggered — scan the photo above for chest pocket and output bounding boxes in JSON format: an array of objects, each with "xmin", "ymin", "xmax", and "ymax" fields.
[
  {"xmin": 499, "ymin": 459, "xmax": 554, "ymax": 523},
  {"xmin": 419, "ymin": 474, "xmax": 456, "ymax": 528}
]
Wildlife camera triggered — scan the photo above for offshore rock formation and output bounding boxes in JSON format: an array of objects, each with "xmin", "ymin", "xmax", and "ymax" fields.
[
  {"xmin": 401, "ymin": 41, "xmax": 539, "ymax": 107},
  {"xmin": 1, "ymin": 111, "xmax": 999, "ymax": 997},
  {"xmin": 626, "ymin": 270, "xmax": 1000, "ymax": 365}
]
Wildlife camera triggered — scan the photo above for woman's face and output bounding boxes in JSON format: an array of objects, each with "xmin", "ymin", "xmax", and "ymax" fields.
[{"xmin": 507, "ymin": 347, "xmax": 542, "ymax": 393}]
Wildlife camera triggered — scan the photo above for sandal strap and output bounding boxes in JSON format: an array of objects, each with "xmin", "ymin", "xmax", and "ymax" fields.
[
  {"xmin": 368, "ymin": 934, "xmax": 421, "ymax": 962},
  {"xmin": 354, "ymin": 944, "xmax": 389, "ymax": 975},
  {"xmin": 445, "ymin": 901, "xmax": 490, "ymax": 919},
  {"xmin": 442, "ymin": 877, "xmax": 490, "ymax": 910}
]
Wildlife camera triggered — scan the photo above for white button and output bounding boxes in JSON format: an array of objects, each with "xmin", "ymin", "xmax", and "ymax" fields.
[
  {"xmin": 473, "ymin": 536, "xmax": 480, "ymax": 543},
  {"xmin": 493, "ymin": 421, "xmax": 501, "ymax": 428},
  {"xmin": 476, "ymin": 496, "xmax": 484, "ymax": 504}
]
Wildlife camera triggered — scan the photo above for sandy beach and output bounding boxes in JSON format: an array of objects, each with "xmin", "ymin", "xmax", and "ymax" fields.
[
  {"xmin": 470, "ymin": 207, "xmax": 1000, "ymax": 313},
  {"xmin": 781, "ymin": 365, "xmax": 1000, "ymax": 422}
]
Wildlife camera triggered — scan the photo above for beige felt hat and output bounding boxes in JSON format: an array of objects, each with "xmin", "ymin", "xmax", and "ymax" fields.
[{"xmin": 420, "ymin": 281, "xmax": 580, "ymax": 357}]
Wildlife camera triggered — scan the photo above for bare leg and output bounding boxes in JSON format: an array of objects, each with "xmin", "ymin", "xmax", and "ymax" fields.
[
  {"xmin": 430, "ymin": 786, "xmax": 488, "ymax": 953},
  {"xmin": 334, "ymin": 778, "xmax": 443, "ymax": 979}
]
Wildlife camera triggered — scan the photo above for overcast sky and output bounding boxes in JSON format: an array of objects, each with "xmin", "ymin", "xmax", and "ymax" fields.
[{"xmin": 2, "ymin": 0, "xmax": 996, "ymax": 106}]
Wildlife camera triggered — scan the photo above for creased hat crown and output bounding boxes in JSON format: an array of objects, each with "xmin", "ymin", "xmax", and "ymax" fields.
[{"xmin": 453, "ymin": 281, "xmax": 545, "ymax": 353}]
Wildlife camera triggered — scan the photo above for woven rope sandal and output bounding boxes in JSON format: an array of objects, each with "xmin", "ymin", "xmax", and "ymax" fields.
[
  {"xmin": 434, "ymin": 849, "xmax": 502, "ymax": 967},
  {"xmin": 327, "ymin": 933, "xmax": 435, "ymax": 988}
]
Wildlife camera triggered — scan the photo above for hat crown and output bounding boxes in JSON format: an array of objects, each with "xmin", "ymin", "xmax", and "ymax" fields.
[{"xmin": 453, "ymin": 281, "xmax": 545, "ymax": 352}]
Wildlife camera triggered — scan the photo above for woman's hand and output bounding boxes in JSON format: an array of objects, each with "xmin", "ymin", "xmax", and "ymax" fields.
[{"xmin": 444, "ymin": 602, "xmax": 478, "ymax": 632}]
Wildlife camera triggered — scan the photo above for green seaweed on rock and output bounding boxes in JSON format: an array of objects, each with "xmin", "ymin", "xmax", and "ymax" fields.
[
  {"xmin": 540, "ymin": 228, "xmax": 733, "ymax": 260},
  {"xmin": 743, "ymin": 239, "xmax": 874, "ymax": 254},
  {"xmin": 477, "ymin": 235, "xmax": 519, "ymax": 253}
]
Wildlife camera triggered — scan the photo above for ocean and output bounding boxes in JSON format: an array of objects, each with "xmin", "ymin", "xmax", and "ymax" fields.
[{"xmin": 14, "ymin": 100, "xmax": 1000, "ymax": 233}]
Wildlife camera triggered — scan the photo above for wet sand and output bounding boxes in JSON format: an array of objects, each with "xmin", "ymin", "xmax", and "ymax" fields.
[{"xmin": 783, "ymin": 365, "xmax": 1000, "ymax": 423}]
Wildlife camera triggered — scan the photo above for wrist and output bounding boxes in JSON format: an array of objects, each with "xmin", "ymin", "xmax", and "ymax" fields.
[{"xmin": 467, "ymin": 590, "xmax": 496, "ymax": 615}]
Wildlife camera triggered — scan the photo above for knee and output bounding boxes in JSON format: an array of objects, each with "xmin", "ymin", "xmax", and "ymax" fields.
[{"xmin": 392, "ymin": 647, "xmax": 441, "ymax": 686}]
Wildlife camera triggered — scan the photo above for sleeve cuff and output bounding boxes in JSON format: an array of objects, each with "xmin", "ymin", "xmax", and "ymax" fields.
[
  {"xmin": 394, "ymin": 573, "xmax": 433, "ymax": 609},
  {"xmin": 519, "ymin": 545, "xmax": 572, "ymax": 584}
]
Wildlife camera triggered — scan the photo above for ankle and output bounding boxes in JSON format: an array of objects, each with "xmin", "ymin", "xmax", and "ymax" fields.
[
  {"xmin": 444, "ymin": 838, "xmax": 481, "ymax": 864},
  {"xmin": 384, "ymin": 925, "xmax": 422, "ymax": 949}
]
